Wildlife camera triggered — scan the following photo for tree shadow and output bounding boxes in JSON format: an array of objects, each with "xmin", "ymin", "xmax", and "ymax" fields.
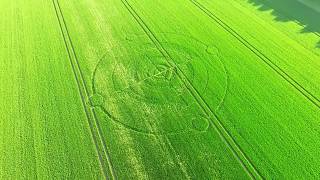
[{"xmin": 248, "ymin": 0, "xmax": 320, "ymax": 48}]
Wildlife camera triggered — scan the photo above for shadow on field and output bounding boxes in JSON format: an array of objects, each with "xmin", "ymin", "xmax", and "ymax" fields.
[{"xmin": 248, "ymin": 0, "xmax": 320, "ymax": 48}]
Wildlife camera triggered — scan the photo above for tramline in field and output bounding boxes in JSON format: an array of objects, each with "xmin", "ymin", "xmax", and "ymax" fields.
[{"xmin": 1, "ymin": 0, "xmax": 319, "ymax": 179}]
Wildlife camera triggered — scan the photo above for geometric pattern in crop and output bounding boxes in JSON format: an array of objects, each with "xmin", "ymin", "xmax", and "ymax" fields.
[{"xmin": 90, "ymin": 33, "xmax": 227, "ymax": 135}]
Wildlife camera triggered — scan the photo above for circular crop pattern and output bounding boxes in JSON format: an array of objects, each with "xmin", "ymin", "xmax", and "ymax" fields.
[{"xmin": 90, "ymin": 33, "xmax": 227, "ymax": 135}]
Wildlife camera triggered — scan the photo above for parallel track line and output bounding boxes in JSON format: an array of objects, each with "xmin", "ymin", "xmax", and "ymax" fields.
[
  {"xmin": 190, "ymin": 0, "xmax": 320, "ymax": 109},
  {"xmin": 234, "ymin": 0, "xmax": 320, "ymax": 57},
  {"xmin": 52, "ymin": 1, "xmax": 116, "ymax": 179},
  {"xmin": 119, "ymin": 0, "xmax": 262, "ymax": 179}
]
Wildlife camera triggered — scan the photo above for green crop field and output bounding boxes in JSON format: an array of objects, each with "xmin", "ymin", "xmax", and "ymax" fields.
[{"xmin": 1, "ymin": 0, "xmax": 319, "ymax": 179}]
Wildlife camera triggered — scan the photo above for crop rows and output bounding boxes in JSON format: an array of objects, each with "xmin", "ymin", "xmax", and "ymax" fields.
[{"xmin": 1, "ymin": 0, "xmax": 319, "ymax": 179}]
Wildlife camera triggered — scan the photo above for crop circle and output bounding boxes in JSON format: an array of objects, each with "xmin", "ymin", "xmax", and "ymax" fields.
[{"xmin": 91, "ymin": 33, "xmax": 227, "ymax": 135}]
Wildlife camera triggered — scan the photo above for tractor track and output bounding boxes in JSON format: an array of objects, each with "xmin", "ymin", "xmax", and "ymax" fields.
[
  {"xmin": 190, "ymin": 0, "xmax": 320, "ymax": 110},
  {"xmin": 120, "ymin": 0, "xmax": 262, "ymax": 179},
  {"xmin": 52, "ymin": 0, "xmax": 116, "ymax": 179}
]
